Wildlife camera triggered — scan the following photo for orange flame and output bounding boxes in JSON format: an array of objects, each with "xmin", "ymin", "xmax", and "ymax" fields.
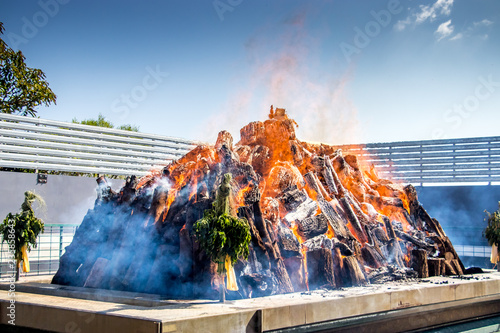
[
  {"xmin": 326, "ymin": 224, "xmax": 335, "ymax": 239},
  {"xmin": 291, "ymin": 222, "xmax": 309, "ymax": 290},
  {"xmin": 163, "ymin": 190, "xmax": 177, "ymax": 220},
  {"xmin": 404, "ymin": 253, "xmax": 411, "ymax": 265},
  {"xmin": 401, "ymin": 243, "xmax": 412, "ymax": 266},
  {"xmin": 304, "ymin": 184, "xmax": 318, "ymax": 201},
  {"xmin": 189, "ymin": 178, "xmax": 198, "ymax": 202},
  {"xmin": 291, "ymin": 223, "xmax": 304, "ymax": 244},
  {"xmin": 236, "ymin": 183, "xmax": 253, "ymax": 207}
]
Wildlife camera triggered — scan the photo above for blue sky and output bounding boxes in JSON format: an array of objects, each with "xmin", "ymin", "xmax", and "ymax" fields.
[{"xmin": 1, "ymin": 0, "xmax": 499, "ymax": 144}]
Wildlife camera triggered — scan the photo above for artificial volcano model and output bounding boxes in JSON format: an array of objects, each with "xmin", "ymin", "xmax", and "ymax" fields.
[{"xmin": 52, "ymin": 107, "xmax": 464, "ymax": 299}]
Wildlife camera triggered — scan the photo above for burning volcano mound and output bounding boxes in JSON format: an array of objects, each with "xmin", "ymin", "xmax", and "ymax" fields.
[{"xmin": 52, "ymin": 107, "xmax": 464, "ymax": 299}]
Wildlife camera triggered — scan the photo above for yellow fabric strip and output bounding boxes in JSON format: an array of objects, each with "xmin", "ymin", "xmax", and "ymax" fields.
[
  {"xmin": 491, "ymin": 244, "xmax": 499, "ymax": 264},
  {"xmin": 21, "ymin": 244, "xmax": 30, "ymax": 273},
  {"xmin": 225, "ymin": 255, "xmax": 238, "ymax": 291}
]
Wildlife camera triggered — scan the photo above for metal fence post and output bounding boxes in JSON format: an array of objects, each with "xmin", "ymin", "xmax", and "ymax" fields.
[{"xmin": 59, "ymin": 225, "xmax": 64, "ymax": 258}]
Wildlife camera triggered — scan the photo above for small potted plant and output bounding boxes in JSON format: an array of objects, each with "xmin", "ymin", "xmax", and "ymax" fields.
[
  {"xmin": 0, "ymin": 191, "xmax": 45, "ymax": 281},
  {"xmin": 483, "ymin": 202, "xmax": 500, "ymax": 272}
]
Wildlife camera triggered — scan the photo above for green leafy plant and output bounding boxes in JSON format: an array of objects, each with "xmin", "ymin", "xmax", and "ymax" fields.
[
  {"xmin": 0, "ymin": 191, "xmax": 45, "ymax": 280},
  {"xmin": 194, "ymin": 207, "xmax": 251, "ymax": 268},
  {"xmin": 484, "ymin": 202, "xmax": 500, "ymax": 248},
  {"xmin": 193, "ymin": 173, "xmax": 251, "ymax": 301}
]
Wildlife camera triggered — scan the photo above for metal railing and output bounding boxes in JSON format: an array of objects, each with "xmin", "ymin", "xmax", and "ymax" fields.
[
  {"xmin": 331, "ymin": 136, "xmax": 500, "ymax": 185},
  {"xmin": 0, "ymin": 224, "xmax": 78, "ymax": 279},
  {"xmin": 0, "ymin": 113, "xmax": 199, "ymax": 176},
  {"xmin": 453, "ymin": 245, "xmax": 491, "ymax": 258}
]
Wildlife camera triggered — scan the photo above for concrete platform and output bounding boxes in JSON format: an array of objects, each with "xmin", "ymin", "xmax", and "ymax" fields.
[{"xmin": 1, "ymin": 272, "xmax": 500, "ymax": 333}]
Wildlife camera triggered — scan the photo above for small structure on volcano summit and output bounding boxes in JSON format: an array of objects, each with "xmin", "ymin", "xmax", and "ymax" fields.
[{"xmin": 52, "ymin": 108, "xmax": 463, "ymax": 299}]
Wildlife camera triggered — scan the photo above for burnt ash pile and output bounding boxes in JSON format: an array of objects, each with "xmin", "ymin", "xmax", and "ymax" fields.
[{"xmin": 52, "ymin": 108, "xmax": 464, "ymax": 299}]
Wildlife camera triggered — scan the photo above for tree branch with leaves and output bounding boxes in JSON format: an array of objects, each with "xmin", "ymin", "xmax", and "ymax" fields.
[
  {"xmin": 72, "ymin": 113, "xmax": 139, "ymax": 132},
  {"xmin": 0, "ymin": 22, "xmax": 56, "ymax": 116}
]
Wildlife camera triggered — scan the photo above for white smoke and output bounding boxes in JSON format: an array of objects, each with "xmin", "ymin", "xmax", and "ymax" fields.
[{"xmin": 198, "ymin": 9, "xmax": 360, "ymax": 146}]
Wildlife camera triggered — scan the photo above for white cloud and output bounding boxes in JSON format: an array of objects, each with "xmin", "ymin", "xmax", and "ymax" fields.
[
  {"xmin": 395, "ymin": 0, "xmax": 454, "ymax": 31},
  {"xmin": 435, "ymin": 19, "xmax": 454, "ymax": 41},
  {"xmin": 437, "ymin": 0, "xmax": 454, "ymax": 15},
  {"xmin": 449, "ymin": 32, "xmax": 463, "ymax": 41},
  {"xmin": 416, "ymin": 0, "xmax": 454, "ymax": 23},
  {"xmin": 393, "ymin": 1, "xmax": 492, "ymax": 43},
  {"xmin": 474, "ymin": 19, "xmax": 493, "ymax": 27},
  {"xmin": 450, "ymin": 18, "xmax": 494, "ymax": 40},
  {"xmin": 394, "ymin": 17, "xmax": 411, "ymax": 31}
]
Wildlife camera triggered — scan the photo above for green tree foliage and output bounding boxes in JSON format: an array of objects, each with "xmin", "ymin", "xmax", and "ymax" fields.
[
  {"xmin": 117, "ymin": 124, "xmax": 139, "ymax": 132},
  {"xmin": 72, "ymin": 113, "xmax": 139, "ymax": 132},
  {"xmin": 484, "ymin": 202, "xmax": 500, "ymax": 248},
  {"xmin": 0, "ymin": 191, "xmax": 45, "ymax": 278},
  {"xmin": 72, "ymin": 113, "xmax": 113, "ymax": 128},
  {"xmin": 194, "ymin": 174, "xmax": 251, "ymax": 270},
  {"xmin": 0, "ymin": 22, "xmax": 56, "ymax": 116}
]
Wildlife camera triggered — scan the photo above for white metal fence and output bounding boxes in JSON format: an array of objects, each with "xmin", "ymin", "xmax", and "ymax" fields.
[
  {"xmin": 453, "ymin": 245, "xmax": 491, "ymax": 258},
  {"xmin": 0, "ymin": 113, "xmax": 198, "ymax": 176},
  {"xmin": 332, "ymin": 136, "xmax": 500, "ymax": 185},
  {"xmin": 0, "ymin": 224, "xmax": 78, "ymax": 280},
  {"xmin": 1, "ymin": 113, "xmax": 500, "ymax": 183}
]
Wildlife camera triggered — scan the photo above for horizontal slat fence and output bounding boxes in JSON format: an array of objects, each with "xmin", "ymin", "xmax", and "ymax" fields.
[
  {"xmin": 0, "ymin": 113, "xmax": 198, "ymax": 176},
  {"xmin": 1, "ymin": 114, "xmax": 499, "ymax": 184},
  {"xmin": 331, "ymin": 136, "xmax": 500, "ymax": 185}
]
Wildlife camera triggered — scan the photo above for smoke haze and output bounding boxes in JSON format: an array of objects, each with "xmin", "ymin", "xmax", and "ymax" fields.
[{"xmin": 199, "ymin": 9, "xmax": 360, "ymax": 146}]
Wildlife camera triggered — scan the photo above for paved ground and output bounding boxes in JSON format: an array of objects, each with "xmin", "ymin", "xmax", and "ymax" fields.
[{"xmin": 0, "ymin": 272, "xmax": 499, "ymax": 332}]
